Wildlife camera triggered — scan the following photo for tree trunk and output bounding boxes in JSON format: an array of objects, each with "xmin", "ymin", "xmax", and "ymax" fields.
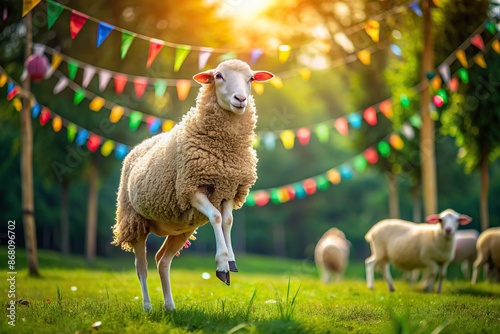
[
  {"xmin": 85, "ymin": 161, "xmax": 99, "ymax": 264},
  {"xmin": 21, "ymin": 12, "xmax": 39, "ymax": 276},
  {"xmin": 420, "ymin": 0, "xmax": 437, "ymax": 216},
  {"xmin": 387, "ymin": 172, "xmax": 399, "ymax": 218},
  {"xmin": 412, "ymin": 184, "xmax": 422, "ymax": 222},
  {"xmin": 480, "ymin": 153, "xmax": 490, "ymax": 231},
  {"xmin": 60, "ymin": 180, "xmax": 70, "ymax": 256}
]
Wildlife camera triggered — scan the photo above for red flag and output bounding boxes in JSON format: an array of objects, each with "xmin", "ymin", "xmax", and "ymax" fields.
[
  {"xmin": 134, "ymin": 77, "xmax": 148, "ymax": 98},
  {"xmin": 114, "ymin": 74, "xmax": 127, "ymax": 95},
  {"xmin": 147, "ymin": 39, "xmax": 163, "ymax": 67},
  {"xmin": 70, "ymin": 10, "xmax": 88, "ymax": 39}
]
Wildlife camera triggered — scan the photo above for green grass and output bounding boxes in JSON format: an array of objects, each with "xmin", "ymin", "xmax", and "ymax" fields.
[{"xmin": 2, "ymin": 249, "xmax": 500, "ymax": 333}]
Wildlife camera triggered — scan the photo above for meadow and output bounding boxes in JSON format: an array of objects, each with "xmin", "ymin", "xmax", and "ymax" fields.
[{"xmin": 2, "ymin": 249, "xmax": 500, "ymax": 333}]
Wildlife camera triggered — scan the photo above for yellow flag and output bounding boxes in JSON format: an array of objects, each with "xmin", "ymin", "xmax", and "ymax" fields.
[
  {"xmin": 280, "ymin": 130, "xmax": 295, "ymax": 150},
  {"xmin": 357, "ymin": 50, "xmax": 371, "ymax": 65},
  {"xmin": 299, "ymin": 68, "xmax": 311, "ymax": 81},
  {"xmin": 22, "ymin": 0, "xmax": 41, "ymax": 16},
  {"xmin": 162, "ymin": 120, "xmax": 175, "ymax": 132},
  {"xmin": 52, "ymin": 116, "xmax": 62, "ymax": 132},
  {"xmin": 492, "ymin": 40, "xmax": 500, "ymax": 54},
  {"xmin": 89, "ymin": 97, "xmax": 105, "ymax": 112},
  {"xmin": 365, "ymin": 20, "xmax": 380, "ymax": 43},
  {"xmin": 270, "ymin": 76, "xmax": 283, "ymax": 89},
  {"xmin": 456, "ymin": 50, "xmax": 468, "ymax": 68},
  {"xmin": 431, "ymin": 76, "xmax": 442, "ymax": 91},
  {"xmin": 252, "ymin": 82, "xmax": 264, "ymax": 95},
  {"xmin": 51, "ymin": 52, "xmax": 63, "ymax": 70},
  {"xmin": 473, "ymin": 54, "xmax": 487, "ymax": 68},
  {"xmin": 278, "ymin": 45, "xmax": 291, "ymax": 63},
  {"xmin": 13, "ymin": 98, "xmax": 23, "ymax": 112},
  {"xmin": 109, "ymin": 106, "xmax": 124, "ymax": 123},
  {"xmin": 0, "ymin": 73, "xmax": 7, "ymax": 87}
]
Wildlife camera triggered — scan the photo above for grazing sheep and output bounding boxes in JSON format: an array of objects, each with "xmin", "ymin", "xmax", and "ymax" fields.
[
  {"xmin": 471, "ymin": 227, "xmax": 500, "ymax": 284},
  {"xmin": 111, "ymin": 60, "xmax": 274, "ymax": 311},
  {"xmin": 314, "ymin": 227, "xmax": 350, "ymax": 283},
  {"xmin": 365, "ymin": 209, "xmax": 472, "ymax": 293}
]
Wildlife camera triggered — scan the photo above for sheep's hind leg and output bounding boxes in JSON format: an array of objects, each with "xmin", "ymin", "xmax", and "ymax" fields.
[
  {"xmin": 191, "ymin": 191, "xmax": 230, "ymax": 285},
  {"xmin": 365, "ymin": 255, "xmax": 376, "ymax": 290},
  {"xmin": 156, "ymin": 233, "xmax": 192, "ymax": 310},
  {"xmin": 133, "ymin": 234, "xmax": 152, "ymax": 311},
  {"xmin": 221, "ymin": 199, "xmax": 238, "ymax": 272},
  {"xmin": 382, "ymin": 263, "xmax": 395, "ymax": 292}
]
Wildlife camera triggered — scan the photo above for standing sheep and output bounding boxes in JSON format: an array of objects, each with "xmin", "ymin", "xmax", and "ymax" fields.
[
  {"xmin": 112, "ymin": 60, "xmax": 274, "ymax": 311},
  {"xmin": 365, "ymin": 209, "xmax": 471, "ymax": 293},
  {"xmin": 314, "ymin": 227, "xmax": 350, "ymax": 283},
  {"xmin": 453, "ymin": 229, "xmax": 479, "ymax": 279},
  {"xmin": 471, "ymin": 227, "xmax": 500, "ymax": 284}
]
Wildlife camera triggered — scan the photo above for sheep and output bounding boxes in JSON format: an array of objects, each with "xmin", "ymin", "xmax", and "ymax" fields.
[
  {"xmin": 111, "ymin": 59, "xmax": 274, "ymax": 311},
  {"xmin": 471, "ymin": 227, "xmax": 500, "ymax": 284},
  {"xmin": 364, "ymin": 209, "xmax": 472, "ymax": 293},
  {"xmin": 314, "ymin": 227, "xmax": 350, "ymax": 283}
]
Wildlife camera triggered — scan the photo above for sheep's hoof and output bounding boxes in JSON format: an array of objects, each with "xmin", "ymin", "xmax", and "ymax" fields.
[
  {"xmin": 216, "ymin": 270, "xmax": 230, "ymax": 285},
  {"xmin": 229, "ymin": 261, "xmax": 238, "ymax": 272}
]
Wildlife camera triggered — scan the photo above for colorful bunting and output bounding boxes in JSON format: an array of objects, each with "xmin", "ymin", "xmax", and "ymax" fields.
[
  {"xmin": 101, "ymin": 140, "xmax": 114, "ymax": 157},
  {"xmin": 470, "ymin": 35, "xmax": 485, "ymax": 51},
  {"xmin": 280, "ymin": 130, "xmax": 295, "ymax": 150},
  {"xmin": 82, "ymin": 65, "xmax": 96, "ymax": 87},
  {"xmin": 31, "ymin": 103, "xmax": 41, "ymax": 118},
  {"xmin": 458, "ymin": 68, "xmax": 469, "ymax": 83},
  {"xmin": 390, "ymin": 44, "xmax": 402, "ymax": 57},
  {"xmin": 97, "ymin": 22, "xmax": 114, "ymax": 47},
  {"xmin": 299, "ymin": 68, "xmax": 311, "ymax": 81},
  {"xmin": 473, "ymin": 54, "xmax": 487, "ymax": 68},
  {"xmin": 39, "ymin": 107, "xmax": 51, "ymax": 125},
  {"xmin": 52, "ymin": 116, "xmax": 62, "ymax": 132},
  {"xmin": 133, "ymin": 77, "xmax": 148, "ymax": 98},
  {"xmin": 296, "ymin": 128, "xmax": 311, "ymax": 145},
  {"xmin": 98, "ymin": 70, "xmax": 112, "ymax": 91},
  {"xmin": 278, "ymin": 45, "xmax": 291, "ymax": 63},
  {"xmin": 50, "ymin": 52, "xmax": 63, "ymax": 71},
  {"xmin": 73, "ymin": 89, "xmax": 85, "ymax": 105},
  {"xmin": 121, "ymin": 30, "xmax": 136, "ymax": 59},
  {"xmin": 438, "ymin": 64, "xmax": 450, "ymax": 84},
  {"xmin": 22, "ymin": 0, "xmax": 41, "ymax": 17},
  {"xmin": 147, "ymin": 39, "xmax": 163, "ymax": 68},
  {"xmin": 348, "ymin": 113, "xmax": 362, "ymax": 129},
  {"xmin": 109, "ymin": 106, "xmax": 124, "ymax": 123},
  {"xmin": 47, "ymin": 0, "xmax": 63, "ymax": 29},
  {"xmin": 89, "ymin": 97, "xmax": 105, "ymax": 111},
  {"xmin": 113, "ymin": 74, "xmax": 127, "ymax": 94},
  {"xmin": 449, "ymin": 77, "xmax": 459, "ymax": 92},
  {"xmin": 409, "ymin": 1, "xmax": 422, "ymax": 16},
  {"xmin": 176, "ymin": 80, "xmax": 191, "ymax": 101},
  {"xmin": 69, "ymin": 10, "xmax": 88, "ymax": 39},
  {"xmin": 252, "ymin": 82, "xmax": 264, "ymax": 95},
  {"xmin": 334, "ymin": 118, "xmax": 348, "ymax": 136},
  {"xmin": 357, "ymin": 50, "xmax": 371, "ymax": 65},
  {"xmin": 174, "ymin": 45, "xmax": 191, "ymax": 72},
  {"xmin": 314, "ymin": 124, "xmax": 330, "ymax": 143},
  {"xmin": 154, "ymin": 80, "xmax": 167, "ymax": 97},
  {"xmin": 363, "ymin": 107, "xmax": 377, "ymax": 126},
  {"xmin": 87, "ymin": 134, "xmax": 101, "ymax": 152},
  {"xmin": 67, "ymin": 61, "xmax": 78, "ymax": 80},
  {"xmin": 75, "ymin": 129, "xmax": 89, "ymax": 146},
  {"xmin": 198, "ymin": 48, "xmax": 212, "ymax": 70},
  {"xmin": 67, "ymin": 123, "xmax": 77, "ymax": 143},
  {"xmin": 365, "ymin": 20, "xmax": 380, "ymax": 43},
  {"xmin": 364, "ymin": 148, "xmax": 378, "ymax": 164},
  {"xmin": 53, "ymin": 76, "xmax": 69, "ymax": 94},
  {"xmin": 493, "ymin": 40, "xmax": 500, "ymax": 54},
  {"xmin": 250, "ymin": 49, "xmax": 263, "ymax": 65},
  {"xmin": 456, "ymin": 50, "xmax": 468, "ymax": 68},
  {"xmin": 129, "ymin": 111, "xmax": 143, "ymax": 131}
]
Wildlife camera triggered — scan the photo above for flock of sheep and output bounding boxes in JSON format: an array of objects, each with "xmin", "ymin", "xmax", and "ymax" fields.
[
  {"xmin": 111, "ymin": 60, "xmax": 499, "ymax": 312},
  {"xmin": 315, "ymin": 212, "xmax": 500, "ymax": 291}
]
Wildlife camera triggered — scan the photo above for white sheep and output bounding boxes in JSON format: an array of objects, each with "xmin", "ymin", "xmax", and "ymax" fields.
[
  {"xmin": 471, "ymin": 227, "xmax": 500, "ymax": 284},
  {"xmin": 314, "ymin": 227, "xmax": 350, "ymax": 283},
  {"xmin": 111, "ymin": 60, "xmax": 273, "ymax": 310},
  {"xmin": 365, "ymin": 209, "xmax": 472, "ymax": 293}
]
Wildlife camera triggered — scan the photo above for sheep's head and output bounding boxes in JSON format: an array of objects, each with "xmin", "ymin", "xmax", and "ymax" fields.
[
  {"xmin": 193, "ymin": 59, "xmax": 274, "ymax": 114},
  {"xmin": 425, "ymin": 209, "xmax": 472, "ymax": 237}
]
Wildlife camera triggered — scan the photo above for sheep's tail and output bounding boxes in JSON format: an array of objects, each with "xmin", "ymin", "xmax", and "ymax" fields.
[{"xmin": 365, "ymin": 227, "xmax": 375, "ymax": 243}]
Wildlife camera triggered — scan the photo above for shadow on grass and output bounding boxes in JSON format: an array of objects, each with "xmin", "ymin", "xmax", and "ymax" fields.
[{"xmin": 450, "ymin": 286, "xmax": 498, "ymax": 297}]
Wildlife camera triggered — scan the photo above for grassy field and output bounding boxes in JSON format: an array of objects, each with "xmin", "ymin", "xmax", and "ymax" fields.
[{"xmin": 2, "ymin": 249, "xmax": 500, "ymax": 333}]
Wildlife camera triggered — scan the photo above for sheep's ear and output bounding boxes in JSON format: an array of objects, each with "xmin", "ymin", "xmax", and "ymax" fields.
[
  {"xmin": 425, "ymin": 214, "xmax": 441, "ymax": 224},
  {"xmin": 253, "ymin": 71, "xmax": 274, "ymax": 82},
  {"xmin": 459, "ymin": 214, "xmax": 472, "ymax": 225},
  {"xmin": 193, "ymin": 70, "xmax": 214, "ymax": 84}
]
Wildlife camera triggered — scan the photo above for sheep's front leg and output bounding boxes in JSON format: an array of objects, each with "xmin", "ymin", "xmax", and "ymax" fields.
[
  {"xmin": 422, "ymin": 262, "xmax": 439, "ymax": 292},
  {"xmin": 191, "ymin": 191, "xmax": 230, "ymax": 285},
  {"xmin": 436, "ymin": 262, "xmax": 449, "ymax": 293},
  {"xmin": 221, "ymin": 199, "xmax": 238, "ymax": 272},
  {"xmin": 156, "ymin": 233, "xmax": 192, "ymax": 310},
  {"xmin": 133, "ymin": 235, "xmax": 152, "ymax": 311}
]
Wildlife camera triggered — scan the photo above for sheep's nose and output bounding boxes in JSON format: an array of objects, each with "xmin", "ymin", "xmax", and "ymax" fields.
[
  {"xmin": 445, "ymin": 227, "xmax": 452, "ymax": 234},
  {"xmin": 234, "ymin": 95, "xmax": 247, "ymax": 103}
]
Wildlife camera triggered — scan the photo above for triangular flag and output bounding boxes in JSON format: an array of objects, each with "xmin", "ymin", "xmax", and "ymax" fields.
[
  {"xmin": 13, "ymin": 97, "xmax": 23, "ymax": 110},
  {"xmin": 174, "ymin": 45, "xmax": 191, "ymax": 72},
  {"xmin": 89, "ymin": 97, "xmax": 105, "ymax": 111},
  {"xmin": 278, "ymin": 45, "xmax": 291, "ymax": 63},
  {"xmin": 33, "ymin": 43, "xmax": 45, "ymax": 55},
  {"xmin": 69, "ymin": 10, "xmax": 88, "ymax": 39},
  {"xmin": 357, "ymin": 50, "xmax": 371, "ymax": 65},
  {"xmin": 99, "ymin": 70, "xmax": 112, "ymax": 91},
  {"xmin": 109, "ymin": 106, "xmax": 124, "ymax": 123},
  {"xmin": 147, "ymin": 39, "xmax": 163, "ymax": 68},
  {"xmin": 470, "ymin": 35, "xmax": 485, "ymax": 51},
  {"xmin": 270, "ymin": 76, "xmax": 283, "ymax": 89},
  {"xmin": 114, "ymin": 74, "xmax": 128, "ymax": 95},
  {"xmin": 390, "ymin": 44, "xmax": 402, "ymax": 57},
  {"xmin": 67, "ymin": 61, "xmax": 79, "ymax": 80},
  {"xmin": 484, "ymin": 21, "xmax": 497, "ymax": 34},
  {"xmin": 53, "ymin": 76, "xmax": 69, "ymax": 94},
  {"xmin": 456, "ymin": 50, "xmax": 468, "ymax": 68},
  {"xmin": 401, "ymin": 123, "xmax": 415, "ymax": 139},
  {"xmin": 121, "ymin": 30, "xmax": 135, "ymax": 59},
  {"xmin": 250, "ymin": 49, "xmax": 263, "ymax": 65},
  {"xmin": 252, "ymin": 82, "xmax": 264, "ymax": 95},
  {"xmin": 492, "ymin": 40, "xmax": 500, "ymax": 54},
  {"xmin": 82, "ymin": 65, "xmax": 96, "ymax": 87},
  {"xmin": 47, "ymin": 0, "xmax": 63, "ymax": 29},
  {"xmin": 176, "ymin": 80, "xmax": 191, "ymax": 101},
  {"xmin": 22, "ymin": 0, "xmax": 41, "ymax": 17},
  {"xmin": 299, "ymin": 68, "xmax": 311, "ymax": 81},
  {"xmin": 67, "ymin": 123, "xmax": 77, "ymax": 143},
  {"xmin": 365, "ymin": 20, "xmax": 380, "ymax": 42},
  {"xmin": 363, "ymin": 107, "xmax": 377, "ymax": 126},
  {"xmin": 97, "ymin": 22, "xmax": 114, "ymax": 47},
  {"xmin": 51, "ymin": 52, "xmax": 62, "ymax": 70},
  {"xmin": 449, "ymin": 77, "xmax": 459, "ymax": 92},
  {"xmin": 334, "ymin": 118, "xmax": 349, "ymax": 136},
  {"xmin": 431, "ymin": 75, "xmax": 442, "ymax": 91},
  {"xmin": 409, "ymin": 1, "xmax": 422, "ymax": 16},
  {"xmin": 198, "ymin": 49, "xmax": 212, "ymax": 70},
  {"xmin": 73, "ymin": 89, "xmax": 85, "ymax": 105},
  {"xmin": 154, "ymin": 80, "xmax": 167, "ymax": 97},
  {"xmin": 133, "ymin": 77, "xmax": 148, "ymax": 98},
  {"xmin": 473, "ymin": 54, "xmax": 487, "ymax": 68},
  {"xmin": 379, "ymin": 100, "xmax": 393, "ymax": 118},
  {"xmin": 0, "ymin": 73, "xmax": 7, "ymax": 87},
  {"xmin": 438, "ymin": 64, "xmax": 450, "ymax": 84},
  {"xmin": 280, "ymin": 130, "xmax": 295, "ymax": 150}
]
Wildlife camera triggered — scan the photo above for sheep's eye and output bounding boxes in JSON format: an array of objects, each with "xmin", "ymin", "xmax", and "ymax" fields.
[
  {"xmin": 215, "ymin": 73, "xmax": 224, "ymax": 80},
  {"xmin": 249, "ymin": 76, "xmax": 255, "ymax": 82}
]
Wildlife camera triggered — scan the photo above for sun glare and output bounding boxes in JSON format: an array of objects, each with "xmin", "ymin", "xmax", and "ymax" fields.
[{"xmin": 216, "ymin": 0, "xmax": 272, "ymax": 20}]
